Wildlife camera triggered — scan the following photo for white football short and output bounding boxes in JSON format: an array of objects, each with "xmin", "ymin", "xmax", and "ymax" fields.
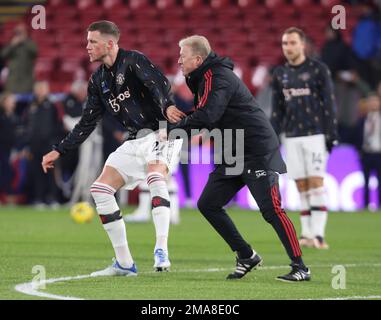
[
  {"xmin": 105, "ymin": 131, "xmax": 183, "ymax": 190},
  {"xmin": 284, "ymin": 134, "xmax": 327, "ymax": 180}
]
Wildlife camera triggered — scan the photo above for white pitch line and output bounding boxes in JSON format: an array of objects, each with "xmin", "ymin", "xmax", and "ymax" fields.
[
  {"xmin": 321, "ymin": 295, "xmax": 381, "ymax": 300},
  {"xmin": 15, "ymin": 275, "xmax": 91, "ymax": 300},
  {"xmin": 14, "ymin": 263, "xmax": 381, "ymax": 300}
]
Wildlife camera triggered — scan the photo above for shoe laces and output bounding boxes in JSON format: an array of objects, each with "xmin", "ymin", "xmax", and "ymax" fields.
[
  {"xmin": 112, "ymin": 258, "xmax": 136, "ymax": 271},
  {"xmin": 290, "ymin": 263, "xmax": 308, "ymax": 276},
  {"xmin": 111, "ymin": 257, "xmax": 119, "ymax": 268},
  {"xmin": 155, "ymin": 249, "xmax": 167, "ymax": 263},
  {"xmin": 291, "ymin": 266, "xmax": 300, "ymax": 275}
]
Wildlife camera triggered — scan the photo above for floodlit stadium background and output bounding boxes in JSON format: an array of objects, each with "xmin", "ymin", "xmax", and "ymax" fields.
[{"xmin": 0, "ymin": 0, "xmax": 379, "ymax": 211}]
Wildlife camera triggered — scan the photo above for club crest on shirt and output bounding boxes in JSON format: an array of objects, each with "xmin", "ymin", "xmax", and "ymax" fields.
[
  {"xmin": 299, "ymin": 72, "xmax": 311, "ymax": 81},
  {"xmin": 116, "ymin": 73, "xmax": 125, "ymax": 85}
]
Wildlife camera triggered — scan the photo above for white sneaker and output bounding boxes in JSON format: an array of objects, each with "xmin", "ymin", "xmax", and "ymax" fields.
[
  {"xmin": 90, "ymin": 258, "xmax": 138, "ymax": 277},
  {"xmin": 34, "ymin": 202, "xmax": 47, "ymax": 210},
  {"xmin": 312, "ymin": 237, "xmax": 329, "ymax": 250},
  {"xmin": 153, "ymin": 249, "xmax": 170, "ymax": 272},
  {"xmin": 49, "ymin": 202, "xmax": 60, "ymax": 210},
  {"xmin": 123, "ymin": 212, "xmax": 150, "ymax": 223},
  {"xmin": 299, "ymin": 237, "xmax": 314, "ymax": 248}
]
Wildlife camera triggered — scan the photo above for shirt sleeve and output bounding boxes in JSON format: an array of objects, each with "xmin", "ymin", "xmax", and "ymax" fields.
[
  {"xmin": 270, "ymin": 70, "xmax": 286, "ymax": 136},
  {"xmin": 319, "ymin": 64, "xmax": 339, "ymax": 142},
  {"xmin": 53, "ymin": 75, "xmax": 104, "ymax": 154},
  {"xmin": 168, "ymin": 71, "xmax": 233, "ymax": 134},
  {"xmin": 1, "ymin": 39, "xmax": 37, "ymax": 59},
  {"xmin": 131, "ymin": 51, "xmax": 175, "ymax": 118}
]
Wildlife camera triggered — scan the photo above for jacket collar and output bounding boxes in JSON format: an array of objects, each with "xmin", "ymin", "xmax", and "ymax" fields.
[
  {"xmin": 286, "ymin": 56, "xmax": 310, "ymax": 69},
  {"xmin": 104, "ymin": 48, "xmax": 124, "ymax": 74},
  {"xmin": 186, "ymin": 52, "xmax": 218, "ymax": 93}
]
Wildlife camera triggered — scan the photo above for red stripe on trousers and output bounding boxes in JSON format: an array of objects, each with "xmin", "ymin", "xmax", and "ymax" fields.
[
  {"xmin": 273, "ymin": 186, "xmax": 301, "ymax": 256},
  {"xmin": 271, "ymin": 186, "xmax": 302, "ymax": 257}
]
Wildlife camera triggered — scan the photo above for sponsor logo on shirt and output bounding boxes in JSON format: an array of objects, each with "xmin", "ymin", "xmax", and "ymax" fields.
[
  {"xmin": 299, "ymin": 72, "xmax": 311, "ymax": 81},
  {"xmin": 282, "ymin": 88, "xmax": 311, "ymax": 101},
  {"xmin": 108, "ymin": 90, "xmax": 131, "ymax": 113}
]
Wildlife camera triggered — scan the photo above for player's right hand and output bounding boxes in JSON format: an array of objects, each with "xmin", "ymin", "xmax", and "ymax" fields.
[{"xmin": 41, "ymin": 150, "xmax": 60, "ymax": 173}]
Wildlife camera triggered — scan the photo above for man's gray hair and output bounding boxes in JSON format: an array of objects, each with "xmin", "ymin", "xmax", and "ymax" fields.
[{"xmin": 179, "ymin": 35, "xmax": 211, "ymax": 59}]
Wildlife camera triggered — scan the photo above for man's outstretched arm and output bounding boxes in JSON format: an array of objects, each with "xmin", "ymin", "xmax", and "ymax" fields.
[{"xmin": 41, "ymin": 76, "xmax": 104, "ymax": 173}]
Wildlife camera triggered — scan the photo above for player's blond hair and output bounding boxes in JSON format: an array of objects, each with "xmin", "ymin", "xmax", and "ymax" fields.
[{"xmin": 179, "ymin": 35, "xmax": 211, "ymax": 59}]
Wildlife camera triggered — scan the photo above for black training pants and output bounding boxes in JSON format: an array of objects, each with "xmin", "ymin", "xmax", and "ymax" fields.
[{"xmin": 197, "ymin": 170, "xmax": 302, "ymax": 261}]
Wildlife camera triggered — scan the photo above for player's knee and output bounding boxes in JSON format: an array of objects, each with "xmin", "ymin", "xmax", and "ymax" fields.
[
  {"xmin": 197, "ymin": 196, "xmax": 208, "ymax": 214},
  {"xmin": 90, "ymin": 182, "xmax": 115, "ymax": 201},
  {"xmin": 258, "ymin": 201, "xmax": 278, "ymax": 224},
  {"xmin": 308, "ymin": 186, "xmax": 326, "ymax": 207},
  {"xmin": 147, "ymin": 163, "xmax": 168, "ymax": 176},
  {"xmin": 295, "ymin": 179, "xmax": 309, "ymax": 192},
  {"xmin": 261, "ymin": 209, "xmax": 277, "ymax": 223},
  {"xmin": 90, "ymin": 182, "xmax": 119, "ymax": 215},
  {"xmin": 307, "ymin": 177, "xmax": 324, "ymax": 190},
  {"xmin": 197, "ymin": 195, "xmax": 216, "ymax": 215}
]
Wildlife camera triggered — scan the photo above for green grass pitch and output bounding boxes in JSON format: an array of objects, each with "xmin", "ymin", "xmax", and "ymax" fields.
[{"xmin": 0, "ymin": 206, "xmax": 380, "ymax": 300}]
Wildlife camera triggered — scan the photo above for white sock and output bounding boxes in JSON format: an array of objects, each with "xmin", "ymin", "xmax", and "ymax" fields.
[
  {"xmin": 299, "ymin": 191, "xmax": 312, "ymax": 239},
  {"xmin": 134, "ymin": 182, "xmax": 151, "ymax": 218},
  {"xmin": 103, "ymin": 219, "xmax": 134, "ymax": 268},
  {"xmin": 147, "ymin": 172, "xmax": 170, "ymax": 253},
  {"xmin": 309, "ymin": 186, "xmax": 328, "ymax": 239},
  {"xmin": 90, "ymin": 182, "xmax": 134, "ymax": 268},
  {"xmin": 168, "ymin": 175, "xmax": 180, "ymax": 224}
]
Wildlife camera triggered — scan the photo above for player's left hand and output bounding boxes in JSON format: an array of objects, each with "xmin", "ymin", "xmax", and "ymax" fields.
[{"xmin": 166, "ymin": 105, "xmax": 186, "ymax": 123}]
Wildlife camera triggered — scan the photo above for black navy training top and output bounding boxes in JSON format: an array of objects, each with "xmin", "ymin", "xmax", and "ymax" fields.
[
  {"xmin": 271, "ymin": 57, "xmax": 338, "ymax": 142},
  {"xmin": 169, "ymin": 52, "xmax": 286, "ymax": 174},
  {"xmin": 53, "ymin": 48, "xmax": 174, "ymax": 155}
]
